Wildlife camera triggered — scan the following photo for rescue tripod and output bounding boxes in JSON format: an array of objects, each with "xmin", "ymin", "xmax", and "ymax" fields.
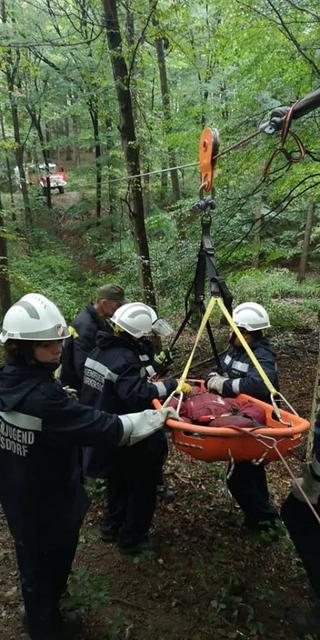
[
  {"xmin": 169, "ymin": 127, "xmax": 233, "ymax": 374},
  {"xmin": 165, "ymin": 127, "xmax": 283, "ymax": 414}
]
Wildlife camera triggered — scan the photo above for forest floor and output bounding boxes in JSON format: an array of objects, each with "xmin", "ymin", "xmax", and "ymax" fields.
[{"xmin": 0, "ymin": 327, "xmax": 318, "ymax": 640}]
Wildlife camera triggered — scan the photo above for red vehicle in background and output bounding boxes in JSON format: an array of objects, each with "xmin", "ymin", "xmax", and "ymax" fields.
[{"xmin": 15, "ymin": 163, "xmax": 67, "ymax": 195}]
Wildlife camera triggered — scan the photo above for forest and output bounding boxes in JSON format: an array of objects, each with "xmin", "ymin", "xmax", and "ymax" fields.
[{"xmin": 0, "ymin": 0, "xmax": 320, "ymax": 639}]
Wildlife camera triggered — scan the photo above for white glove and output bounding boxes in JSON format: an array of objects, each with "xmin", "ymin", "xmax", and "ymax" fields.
[
  {"xmin": 291, "ymin": 462, "xmax": 320, "ymax": 505},
  {"xmin": 63, "ymin": 385, "xmax": 79, "ymax": 400},
  {"xmin": 207, "ymin": 373, "xmax": 228, "ymax": 395},
  {"xmin": 119, "ymin": 407, "xmax": 179, "ymax": 447}
]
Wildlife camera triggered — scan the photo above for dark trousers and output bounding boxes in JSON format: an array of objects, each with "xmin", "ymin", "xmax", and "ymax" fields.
[
  {"xmin": 15, "ymin": 534, "xmax": 78, "ymax": 640},
  {"xmin": 103, "ymin": 432, "xmax": 166, "ymax": 546},
  {"xmin": 157, "ymin": 437, "xmax": 168, "ymax": 487},
  {"xmin": 227, "ymin": 461, "xmax": 278, "ymax": 523},
  {"xmin": 281, "ymin": 493, "xmax": 320, "ymax": 599}
]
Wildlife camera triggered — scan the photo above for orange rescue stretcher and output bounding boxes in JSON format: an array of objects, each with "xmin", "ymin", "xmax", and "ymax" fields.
[{"xmin": 153, "ymin": 381, "xmax": 310, "ymax": 463}]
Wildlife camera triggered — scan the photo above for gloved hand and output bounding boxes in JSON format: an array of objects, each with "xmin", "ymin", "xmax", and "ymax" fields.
[
  {"xmin": 63, "ymin": 385, "xmax": 79, "ymax": 400},
  {"xmin": 291, "ymin": 462, "xmax": 320, "ymax": 505},
  {"xmin": 154, "ymin": 348, "xmax": 174, "ymax": 369},
  {"xmin": 207, "ymin": 373, "xmax": 228, "ymax": 395},
  {"xmin": 177, "ymin": 381, "xmax": 193, "ymax": 396},
  {"xmin": 119, "ymin": 407, "xmax": 179, "ymax": 447}
]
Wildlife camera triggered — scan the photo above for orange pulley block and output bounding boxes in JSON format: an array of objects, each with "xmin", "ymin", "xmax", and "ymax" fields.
[{"xmin": 199, "ymin": 127, "xmax": 220, "ymax": 192}]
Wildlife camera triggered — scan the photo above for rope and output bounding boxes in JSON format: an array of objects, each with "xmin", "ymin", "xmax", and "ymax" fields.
[
  {"xmin": 164, "ymin": 295, "xmax": 295, "ymax": 421},
  {"xmin": 108, "ymin": 160, "xmax": 199, "ymax": 184},
  {"xmin": 211, "ymin": 129, "xmax": 262, "ymax": 163},
  {"xmin": 274, "ymin": 445, "xmax": 320, "ymax": 526},
  {"xmin": 251, "ymin": 431, "xmax": 320, "ymax": 527},
  {"xmin": 227, "ymin": 425, "xmax": 320, "ymax": 527},
  {"xmin": 262, "ymin": 130, "xmax": 306, "ymax": 180},
  {"xmin": 108, "ymin": 129, "xmax": 262, "ymax": 185}
]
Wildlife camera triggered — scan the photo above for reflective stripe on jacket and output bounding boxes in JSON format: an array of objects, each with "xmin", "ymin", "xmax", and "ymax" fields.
[
  {"xmin": 207, "ymin": 337, "xmax": 279, "ymax": 403},
  {"xmin": 0, "ymin": 362, "xmax": 124, "ymax": 547}
]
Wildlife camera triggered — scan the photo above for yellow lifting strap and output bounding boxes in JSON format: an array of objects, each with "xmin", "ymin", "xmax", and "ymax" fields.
[
  {"xmin": 176, "ymin": 296, "xmax": 216, "ymax": 391},
  {"xmin": 176, "ymin": 296, "xmax": 297, "ymax": 420}
]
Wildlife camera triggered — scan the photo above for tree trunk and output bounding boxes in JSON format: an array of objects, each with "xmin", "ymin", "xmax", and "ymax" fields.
[
  {"xmin": 37, "ymin": 122, "xmax": 52, "ymax": 210},
  {"xmin": 27, "ymin": 108, "xmax": 52, "ymax": 209},
  {"xmin": 105, "ymin": 115, "xmax": 116, "ymax": 230},
  {"xmin": 45, "ymin": 122, "xmax": 53, "ymax": 159},
  {"xmin": 65, "ymin": 116, "xmax": 72, "ymax": 161},
  {"xmin": 9, "ymin": 91, "xmax": 32, "ymax": 228},
  {"xmin": 153, "ymin": 25, "xmax": 180, "ymax": 202},
  {"xmin": 0, "ymin": 0, "xmax": 31, "ymax": 227},
  {"xmin": 0, "ymin": 110, "xmax": 15, "ymax": 208},
  {"xmin": 88, "ymin": 101, "xmax": 102, "ymax": 219},
  {"xmin": 102, "ymin": 0, "xmax": 156, "ymax": 307},
  {"xmin": 252, "ymin": 197, "xmax": 262, "ymax": 268},
  {"xmin": 0, "ymin": 193, "xmax": 11, "ymax": 315},
  {"xmin": 220, "ymin": 81, "xmax": 229, "ymax": 120},
  {"xmin": 143, "ymin": 169, "xmax": 150, "ymax": 217},
  {"xmin": 297, "ymin": 198, "xmax": 315, "ymax": 283},
  {"xmin": 160, "ymin": 159, "xmax": 168, "ymax": 203},
  {"xmin": 72, "ymin": 114, "xmax": 81, "ymax": 166}
]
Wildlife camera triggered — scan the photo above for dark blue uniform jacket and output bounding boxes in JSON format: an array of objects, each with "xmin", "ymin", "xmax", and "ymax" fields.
[
  {"xmin": 208, "ymin": 337, "xmax": 279, "ymax": 403},
  {"xmin": 313, "ymin": 406, "xmax": 320, "ymax": 463},
  {"xmin": 81, "ymin": 331, "xmax": 177, "ymax": 477},
  {"xmin": 0, "ymin": 362, "xmax": 124, "ymax": 548},
  {"xmin": 60, "ymin": 304, "xmax": 110, "ymax": 391}
]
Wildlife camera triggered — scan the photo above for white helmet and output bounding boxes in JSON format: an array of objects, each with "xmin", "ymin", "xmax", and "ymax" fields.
[
  {"xmin": 146, "ymin": 305, "xmax": 174, "ymax": 337},
  {"xmin": 111, "ymin": 302, "xmax": 153, "ymax": 338},
  {"xmin": 0, "ymin": 293, "xmax": 70, "ymax": 343},
  {"xmin": 232, "ymin": 302, "xmax": 270, "ymax": 332}
]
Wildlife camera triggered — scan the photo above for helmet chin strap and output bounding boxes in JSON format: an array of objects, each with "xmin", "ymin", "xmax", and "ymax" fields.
[{"xmin": 229, "ymin": 328, "xmax": 255, "ymax": 346}]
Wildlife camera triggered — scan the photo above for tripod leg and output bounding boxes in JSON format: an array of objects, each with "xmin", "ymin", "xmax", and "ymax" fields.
[
  {"xmin": 199, "ymin": 301, "xmax": 222, "ymax": 371},
  {"xmin": 169, "ymin": 308, "xmax": 193, "ymax": 351}
]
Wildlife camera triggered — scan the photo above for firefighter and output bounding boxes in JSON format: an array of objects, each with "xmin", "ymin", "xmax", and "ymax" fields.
[
  {"xmin": 60, "ymin": 283, "xmax": 127, "ymax": 392},
  {"xmin": 81, "ymin": 302, "xmax": 191, "ymax": 555},
  {"xmin": 207, "ymin": 302, "xmax": 280, "ymax": 531},
  {"xmin": 281, "ymin": 406, "xmax": 320, "ymax": 636},
  {"xmin": 61, "ymin": 286, "xmax": 175, "ymax": 501},
  {"xmin": 0, "ymin": 293, "xmax": 176, "ymax": 640}
]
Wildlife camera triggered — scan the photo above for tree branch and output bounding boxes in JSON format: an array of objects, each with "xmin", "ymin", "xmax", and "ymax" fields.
[
  {"xmin": 266, "ymin": 0, "xmax": 320, "ymax": 77},
  {"xmin": 286, "ymin": 0, "xmax": 320, "ymax": 21},
  {"xmin": 127, "ymin": 0, "xmax": 158, "ymax": 84}
]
